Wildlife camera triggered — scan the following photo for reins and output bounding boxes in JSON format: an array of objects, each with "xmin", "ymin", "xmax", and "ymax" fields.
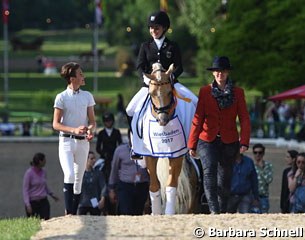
[{"xmin": 151, "ymin": 94, "xmax": 176, "ymax": 115}]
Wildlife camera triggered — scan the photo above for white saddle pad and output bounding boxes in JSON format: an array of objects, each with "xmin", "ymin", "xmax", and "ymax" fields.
[{"xmin": 131, "ymin": 97, "xmax": 196, "ymax": 158}]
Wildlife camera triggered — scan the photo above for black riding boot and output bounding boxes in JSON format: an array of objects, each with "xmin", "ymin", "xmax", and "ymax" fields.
[
  {"xmin": 63, "ymin": 183, "xmax": 74, "ymax": 215},
  {"xmin": 128, "ymin": 117, "xmax": 143, "ymax": 160},
  {"xmin": 72, "ymin": 193, "xmax": 81, "ymax": 215}
]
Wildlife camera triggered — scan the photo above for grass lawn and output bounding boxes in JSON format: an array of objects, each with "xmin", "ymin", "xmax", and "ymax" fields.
[
  {"xmin": 3, "ymin": 28, "xmax": 117, "ymax": 58},
  {"xmin": 0, "ymin": 217, "xmax": 41, "ymax": 240}
]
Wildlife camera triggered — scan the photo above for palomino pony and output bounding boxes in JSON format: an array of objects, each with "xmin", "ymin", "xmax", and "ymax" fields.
[{"xmin": 131, "ymin": 63, "xmax": 201, "ymax": 214}]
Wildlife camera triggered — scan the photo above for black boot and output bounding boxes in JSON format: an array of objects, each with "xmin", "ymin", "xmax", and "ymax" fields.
[
  {"xmin": 128, "ymin": 129, "xmax": 143, "ymax": 160},
  {"xmin": 72, "ymin": 193, "xmax": 81, "ymax": 215},
  {"xmin": 63, "ymin": 183, "xmax": 73, "ymax": 215}
]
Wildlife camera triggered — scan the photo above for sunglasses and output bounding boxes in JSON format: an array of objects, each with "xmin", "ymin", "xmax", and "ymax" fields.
[{"xmin": 253, "ymin": 151, "xmax": 264, "ymax": 155}]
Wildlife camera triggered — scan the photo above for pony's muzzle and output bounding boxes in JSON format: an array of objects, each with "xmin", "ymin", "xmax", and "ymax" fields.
[{"xmin": 158, "ymin": 112, "xmax": 170, "ymax": 126}]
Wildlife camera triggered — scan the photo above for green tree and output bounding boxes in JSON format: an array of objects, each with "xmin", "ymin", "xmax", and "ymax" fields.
[
  {"xmin": 4, "ymin": 0, "xmax": 92, "ymax": 32},
  {"xmin": 103, "ymin": 0, "xmax": 158, "ymax": 46},
  {"xmin": 210, "ymin": 0, "xmax": 305, "ymax": 96},
  {"xmin": 180, "ymin": 0, "xmax": 222, "ymax": 81}
]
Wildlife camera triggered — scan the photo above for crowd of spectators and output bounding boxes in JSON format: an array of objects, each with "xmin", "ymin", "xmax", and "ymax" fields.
[{"xmin": 250, "ymin": 100, "xmax": 305, "ymax": 140}]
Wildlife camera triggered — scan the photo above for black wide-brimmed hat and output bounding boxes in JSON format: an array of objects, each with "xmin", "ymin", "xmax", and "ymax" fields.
[{"xmin": 206, "ymin": 56, "xmax": 233, "ymax": 71}]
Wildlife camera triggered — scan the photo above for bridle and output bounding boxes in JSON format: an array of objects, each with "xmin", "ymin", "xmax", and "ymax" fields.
[
  {"xmin": 149, "ymin": 77, "xmax": 176, "ymax": 119},
  {"xmin": 149, "ymin": 81, "xmax": 171, "ymax": 86},
  {"xmin": 151, "ymin": 92, "xmax": 176, "ymax": 115}
]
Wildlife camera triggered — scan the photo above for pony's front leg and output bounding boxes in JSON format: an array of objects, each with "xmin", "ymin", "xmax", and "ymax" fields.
[
  {"xmin": 165, "ymin": 157, "xmax": 183, "ymax": 215},
  {"xmin": 145, "ymin": 156, "xmax": 162, "ymax": 215}
]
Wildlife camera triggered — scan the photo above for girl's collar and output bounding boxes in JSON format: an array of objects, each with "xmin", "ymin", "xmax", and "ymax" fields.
[{"xmin": 154, "ymin": 36, "xmax": 165, "ymax": 50}]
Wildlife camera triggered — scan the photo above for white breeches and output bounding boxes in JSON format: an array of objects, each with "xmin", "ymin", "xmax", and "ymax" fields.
[{"xmin": 58, "ymin": 137, "xmax": 89, "ymax": 194}]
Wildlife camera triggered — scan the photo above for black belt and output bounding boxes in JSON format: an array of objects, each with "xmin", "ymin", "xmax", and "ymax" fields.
[
  {"xmin": 60, "ymin": 133, "xmax": 86, "ymax": 140},
  {"xmin": 30, "ymin": 197, "xmax": 48, "ymax": 203}
]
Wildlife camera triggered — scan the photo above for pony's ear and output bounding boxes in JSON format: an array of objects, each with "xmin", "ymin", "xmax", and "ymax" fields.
[{"xmin": 166, "ymin": 64, "xmax": 175, "ymax": 74}]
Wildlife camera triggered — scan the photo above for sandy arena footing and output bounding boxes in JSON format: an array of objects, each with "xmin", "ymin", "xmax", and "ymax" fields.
[{"xmin": 32, "ymin": 214, "xmax": 305, "ymax": 240}]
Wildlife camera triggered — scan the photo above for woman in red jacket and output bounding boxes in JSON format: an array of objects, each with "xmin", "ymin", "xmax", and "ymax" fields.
[{"xmin": 188, "ymin": 56, "xmax": 251, "ymax": 214}]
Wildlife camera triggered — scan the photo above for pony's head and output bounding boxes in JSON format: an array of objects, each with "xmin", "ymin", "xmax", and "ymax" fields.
[{"xmin": 145, "ymin": 63, "xmax": 176, "ymax": 126}]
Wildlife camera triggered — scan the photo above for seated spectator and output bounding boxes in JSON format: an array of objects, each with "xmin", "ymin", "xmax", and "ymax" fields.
[
  {"xmin": 288, "ymin": 152, "xmax": 305, "ymax": 213},
  {"xmin": 43, "ymin": 59, "xmax": 57, "ymax": 75},
  {"xmin": 78, "ymin": 151, "xmax": 107, "ymax": 215},
  {"xmin": 0, "ymin": 119, "xmax": 15, "ymax": 136},
  {"xmin": 227, "ymin": 153, "xmax": 259, "ymax": 213},
  {"xmin": 252, "ymin": 143, "xmax": 273, "ymax": 213},
  {"xmin": 280, "ymin": 150, "xmax": 298, "ymax": 213}
]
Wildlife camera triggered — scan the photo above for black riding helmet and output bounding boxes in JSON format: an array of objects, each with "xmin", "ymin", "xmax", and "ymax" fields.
[
  {"xmin": 147, "ymin": 11, "xmax": 170, "ymax": 30},
  {"xmin": 102, "ymin": 112, "xmax": 114, "ymax": 122}
]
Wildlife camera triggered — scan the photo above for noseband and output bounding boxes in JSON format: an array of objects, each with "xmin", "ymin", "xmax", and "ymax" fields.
[
  {"xmin": 151, "ymin": 93, "xmax": 175, "ymax": 115},
  {"xmin": 149, "ymin": 80, "xmax": 171, "ymax": 86}
]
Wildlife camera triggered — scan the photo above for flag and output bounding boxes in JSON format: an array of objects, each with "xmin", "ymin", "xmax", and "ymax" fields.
[
  {"xmin": 2, "ymin": 0, "xmax": 9, "ymax": 24},
  {"xmin": 160, "ymin": 0, "xmax": 168, "ymax": 12},
  {"xmin": 95, "ymin": 0, "xmax": 103, "ymax": 26}
]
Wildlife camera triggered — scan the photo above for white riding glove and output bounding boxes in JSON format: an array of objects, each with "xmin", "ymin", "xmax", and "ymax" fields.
[{"xmin": 143, "ymin": 74, "xmax": 150, "ymax": 85}]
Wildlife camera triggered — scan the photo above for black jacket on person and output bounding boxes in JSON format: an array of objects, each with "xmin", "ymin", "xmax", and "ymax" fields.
[
  {"xmin": 280, "ymin": 167, "xmax": 292, "ymax": 213},
  {"xmin": 96, "ymin": 128, "xmax": 122, "ymax": 162},
  {"xmin": 136, "ymin": 37, "xmax": 183, "ymax": 83}
]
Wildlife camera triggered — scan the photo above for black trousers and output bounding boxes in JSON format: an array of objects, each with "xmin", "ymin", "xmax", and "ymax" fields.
[
  {"xmin": 197, "ymin": 138, "xmax": 239, "ymax": 213},
  {"xmin": 78, "ymin": 207, "xmax": 101, "ymax": 216},
  {"xmin": 26, "ymin": 197, "xmax": 50, "ymax": 220},
  {"xmin": 117, "ymin": 181, "xmax": 149, "ymax": 215}
]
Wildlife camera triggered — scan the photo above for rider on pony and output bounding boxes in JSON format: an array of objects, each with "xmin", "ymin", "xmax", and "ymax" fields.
[
  {"xmin": 126, "ymin": 11, "xmax": 198, "ymax": 214},
  {"xmin": 126, "ymin": 11, "xmax": 197, "ymax": 158}
]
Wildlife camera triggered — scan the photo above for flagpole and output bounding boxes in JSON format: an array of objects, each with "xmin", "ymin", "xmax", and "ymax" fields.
[
  {"xmin": 93, "ymin": 0, "xmax": 100, "ymax": 93},
  {"xmin": 93, "ymin": 22, "xmax": 98, "ymax": 92},
  {"xmin": 3, "ymin": 0, "xmax": 9, "ymax": 107},
  {"xmin": 3, "ymin": 21, "xmax": 8, "ymax": 106}
]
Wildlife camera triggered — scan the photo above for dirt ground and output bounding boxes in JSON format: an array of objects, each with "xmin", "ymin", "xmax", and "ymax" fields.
[{"xmin": 32, "ymin": 214, "xmax": 305, "ymax": 240}]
